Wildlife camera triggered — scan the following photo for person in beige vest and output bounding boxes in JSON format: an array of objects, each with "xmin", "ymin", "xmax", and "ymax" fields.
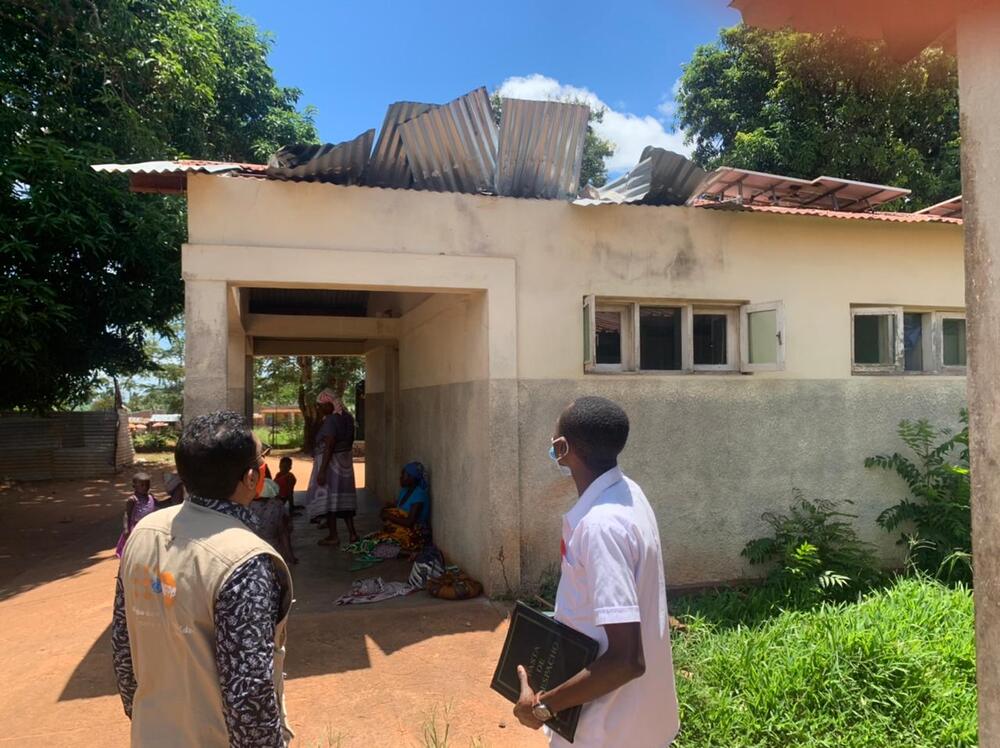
[{"xmin": 111, "ymin": 410, "xmax": 294, "ymax": 747}]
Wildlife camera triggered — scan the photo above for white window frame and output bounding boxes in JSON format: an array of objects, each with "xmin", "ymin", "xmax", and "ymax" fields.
[
  {"xmin": 851, "ymin": 306, "xmax": 904, "ymax": 374},
  {"xmin": 583, "ymin": 294, "xmax": 595, "ymax": 372},
  {"xmin": 935, "ymin": 311, "xmax": 967, "ymax": 374},
  {"xmin": 740, "ymin": 301, "xmax": 786, "ymax": 372},
  {"xmin": 691, "ymin": 307, "xmax": 739, "ymax": 372},
  {"xmin": 592, "ymin": 302, "xmax": 634, "ymax": 372}
]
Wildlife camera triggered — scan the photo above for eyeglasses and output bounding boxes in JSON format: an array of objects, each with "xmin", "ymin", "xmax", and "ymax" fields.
[{"xmin": 249, "ymin": 442, "xmax": 272, "ymax": 472}]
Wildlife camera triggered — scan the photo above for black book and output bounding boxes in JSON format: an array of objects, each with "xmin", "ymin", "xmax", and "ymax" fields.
[{"xmin": 490, "ymin": 601, "xmax": 600, "ymax": 743}]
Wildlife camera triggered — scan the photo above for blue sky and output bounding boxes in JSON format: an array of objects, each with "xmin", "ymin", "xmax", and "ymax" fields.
[{"xmin": 231, "ymin": 0, "xmax": 741, "ymax": 173}]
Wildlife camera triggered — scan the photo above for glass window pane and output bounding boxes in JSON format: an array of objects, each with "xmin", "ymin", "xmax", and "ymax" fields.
[
  {"xmin": 747, "ymin": 309, "xmax": 778, "ymax": 364},
  {"xmin": 943, "ymin": 318, "xmax": 967, "ymax": 366},
  {"xmin": 854, "ymin": 314, "xmax": 895, "ymax": 365},
  {"xmin": 595, "ymin": 310, "xmax": 622, "ymax": 365},
  {"xmin": 694, "ymin": 314, "xmax": 728, "ymax": 365},
  {"xmin": 640, "ymin": 307, "xmax": 682, "ymax": 370},
  {"xmin": 903, "ymin": 312, "xmax": 924, "ymax": 371}
]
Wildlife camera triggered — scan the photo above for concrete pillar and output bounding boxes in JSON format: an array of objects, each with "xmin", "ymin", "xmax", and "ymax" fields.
[
  {"xmin": 958, "ymin": 7, "xmax": 1000, "ymax": 744},
  {"xmin": 184, "ymin": 279, "xmax": 230, "ymax": 419}
]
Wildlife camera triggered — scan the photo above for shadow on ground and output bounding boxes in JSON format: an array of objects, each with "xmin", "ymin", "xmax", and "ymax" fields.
[
  {"xmin": 56, "ymin": 487, "xmax": 504, "ymax": 700},
  {"xmin": 0, "ymin": 459, "xmax": 173, "ymax": 603}
]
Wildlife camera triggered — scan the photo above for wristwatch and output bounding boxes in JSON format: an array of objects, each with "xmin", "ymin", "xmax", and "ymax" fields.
[{"xmin": 532, "ymin": 700, "xmax": 556, "ymax": 722}]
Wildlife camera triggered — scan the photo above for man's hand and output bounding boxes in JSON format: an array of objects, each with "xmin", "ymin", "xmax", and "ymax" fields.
[{"xmin": 512, "ymin": 665, "xmax": 543, "ymax": 730}]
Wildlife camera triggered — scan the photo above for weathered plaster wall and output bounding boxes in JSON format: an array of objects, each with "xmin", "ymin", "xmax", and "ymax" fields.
[
  {"xmin": 395, "ymin": 293, "xmax": 503, "ymax": 589},
  {"xmin": 520, "ymin": 377, "xmax": 967, "ymax": 588},
  {"xmin": 188, "ymin": 175, "xmax": 965, "ymax": 383},
  {"xmin": 185, "ymin": 176, "xmax": 966, "ymax": 589}
]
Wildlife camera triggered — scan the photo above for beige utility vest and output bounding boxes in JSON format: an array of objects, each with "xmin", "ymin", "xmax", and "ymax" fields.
[{"xmin": 120, "ymin": 501, "xmax": 293, "ymax": 747}]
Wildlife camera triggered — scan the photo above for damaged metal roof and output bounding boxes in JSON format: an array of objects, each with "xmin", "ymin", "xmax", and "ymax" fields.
[
  {"xmin": 365, "ymin": 101, "xmax": 437, "ymax": 189},
  {"xmin": 574, "ymin": 147, "xmax": 706, "ymax": 206},
  {"xmin": 398, "ymin": 87, "xmax": 498, "ymax": 194},
  {"xmin": 266, "ymin": 130, "xmax": 375, "ymax": 184},
  {"xmin": 495, "ymin": 98, "xmax": 589, "ymax": 200}
]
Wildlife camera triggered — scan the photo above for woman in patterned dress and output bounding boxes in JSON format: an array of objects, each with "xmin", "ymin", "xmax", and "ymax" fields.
[{"xmin": 307, "ymin": 389, "xmax": 359, "ymax": 546}]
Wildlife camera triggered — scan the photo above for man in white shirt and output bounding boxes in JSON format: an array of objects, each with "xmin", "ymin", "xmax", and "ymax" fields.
[{"xmin": 513, "ymin": 396, "xmax": 680, "ymax": 747}]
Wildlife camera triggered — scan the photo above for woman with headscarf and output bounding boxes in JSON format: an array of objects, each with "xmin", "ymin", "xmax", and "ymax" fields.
[
  {"xmin": 374, "ymin": 462, "xmax": 431, "ymax": 553},
  {"xmin": 307, "ymin": 388, "xmax": 359, "ymax": 545}
]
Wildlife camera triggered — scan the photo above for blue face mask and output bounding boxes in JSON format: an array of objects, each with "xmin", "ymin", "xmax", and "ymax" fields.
[{"xmin": 549, "ymin": 441, "xmax": 572, "ymax": 477}]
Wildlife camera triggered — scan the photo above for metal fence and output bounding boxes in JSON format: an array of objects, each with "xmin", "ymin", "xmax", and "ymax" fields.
[{"xmin": 0, "ymin": 410, "xmax": 134, "ymax": 481}]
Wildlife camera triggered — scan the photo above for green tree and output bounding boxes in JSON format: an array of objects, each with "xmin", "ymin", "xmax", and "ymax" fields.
[
  {"xmin": 676, "ymin": 26, "xmax": 960, "ymax": 209},
  {"xmin": 1, "ymin": 0, "xmax": 317, "ymax": 411},
  {"xmin": 490, "ymin": 93, "xmax": 616, "ymax": 189},
  {"xmin": 254, "ymin": 355, "xmax": 365, "ymax": 448}
]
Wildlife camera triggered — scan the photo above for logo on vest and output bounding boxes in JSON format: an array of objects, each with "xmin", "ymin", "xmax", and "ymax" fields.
[{"xmin": 131, "ymin": 565, "xmax": 178, "ymax": 607}]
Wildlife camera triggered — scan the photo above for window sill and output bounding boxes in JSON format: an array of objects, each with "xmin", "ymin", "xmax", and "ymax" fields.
[
  {"xmin": 851, "ymin": 369, "xmax": 967, "ymax": 377},
  {"xmin": 584, "ymin": 369, "xmax": 745, "ymax": 377}
]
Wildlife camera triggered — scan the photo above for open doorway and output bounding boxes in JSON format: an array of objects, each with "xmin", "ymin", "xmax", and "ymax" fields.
[{"xmin": 252, "ymin": 354, "xmax": 367, "ymax": 500}]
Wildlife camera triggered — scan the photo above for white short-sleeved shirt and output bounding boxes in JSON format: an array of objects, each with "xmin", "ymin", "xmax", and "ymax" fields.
[{"xmin": 549, "ymin": 467, "xmax": 679, "ymax": 748}]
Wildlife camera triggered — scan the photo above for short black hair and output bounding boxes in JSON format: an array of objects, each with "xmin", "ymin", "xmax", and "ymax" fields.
[
  {"xmin": 558, "ymin": 396, "xmax": 630, "ymax": 472},
  {"xmin": 279, "ymin": 456, "xmax": 292, "ymax": 470},
  {"xmin": 175, "ymin": 411, "xmax": 257, "ymax": 501}
]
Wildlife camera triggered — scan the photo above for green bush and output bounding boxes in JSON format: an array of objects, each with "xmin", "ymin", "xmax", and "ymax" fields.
[
  {"xmin": 742, "ymin": 491, "xmax": 879, "ymax": 609},
  {"xmin": 132, "ymin": 430, "xmax": 176, "ymax": 453},
  {"xmin": 672, "ymin": 577, "xmax": 976, "ymax": 748},
  {"xmin": 866, "ymin": 412, "xmax": 971, "ymax": 583}
]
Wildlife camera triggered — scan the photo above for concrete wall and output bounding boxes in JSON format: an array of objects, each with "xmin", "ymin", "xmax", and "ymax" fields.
[
  {"xmin": 186, "ymin": 176, "xmax": 967, "ymax": 589},
  {"xmin": 396, "ymin": 293, "xmax": 495, "ymax": 586},
  {"xmin": 519, "ymin": 378, "xmax": 966, "ymax": 588}
]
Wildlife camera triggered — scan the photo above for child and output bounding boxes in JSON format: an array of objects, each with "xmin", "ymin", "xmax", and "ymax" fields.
[
  {"xmin": 115, "ymin": 472, "xmax": 157, "ymax": 558},
  {"xmin": 251, "ymin": 478, "xmax": 298, "ymax": 566},
  {"xmin": 274, "ymin": 456, "xmax": 299, "ymax": 515}
]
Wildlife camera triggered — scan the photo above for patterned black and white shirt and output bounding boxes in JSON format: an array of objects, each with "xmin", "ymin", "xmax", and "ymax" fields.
[{"xmin": 111, "ymin": 495, "xmax": 287, "ymax": 748}]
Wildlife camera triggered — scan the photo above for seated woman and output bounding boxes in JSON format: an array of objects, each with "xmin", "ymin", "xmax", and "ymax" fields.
[{"xmin": 376, "ymin": 462, "xmax": 431, "ymax": 553}]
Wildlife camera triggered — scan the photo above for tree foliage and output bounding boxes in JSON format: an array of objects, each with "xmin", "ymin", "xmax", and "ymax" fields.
[
  {"xmin": 676, "ymin": 26, "xmax": 961, "ymax": 209},
  {"xmin": 490, "ymin": 92, "xmax": 615, "ymax": 189},
  {"xmin": 254, "ymin": 355, "xmax": 364, "ymax": 448},
  {"xmin": 1, "ymin": 0, "xmax": 317, "ymax": 411}
]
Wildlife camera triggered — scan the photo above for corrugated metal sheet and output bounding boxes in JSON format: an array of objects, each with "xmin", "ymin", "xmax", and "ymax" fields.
[
  {"xmin": 248, "ymin": 288, "xmax": 370, "ymax": 316},
  {"xmin": 399, "ymin": 87, "xmax": 498, "ymax": 194},
  {"xmin": 366, "ymin": 101, "xmax": 437, "ymax": 188},
  {"xmin": 266, "ymin": 130, "xmax": 375, "ymax": 184},
  {"xmin": 574, "ymin": 147, "xmax": 706, "ymax": 206},
  {"xmin": 91, "ymin": 161, "xmax": 244, "ymax": 175},
  {"xmin": 495, "ymin": 98, "xmax": 588, "ymax": 199},
  {"xmin": 0, "ymin": 410, "xmax": 131, "ymax": 481}
]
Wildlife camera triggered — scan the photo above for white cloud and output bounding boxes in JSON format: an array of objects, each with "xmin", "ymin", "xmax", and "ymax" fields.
[
  {"xmin": 497, "ymin": 74, "xmax": 690, "ymax": 175},
  {"xmin": 657, "ymin": 78, "xmax": 684, "ymax": 120}
]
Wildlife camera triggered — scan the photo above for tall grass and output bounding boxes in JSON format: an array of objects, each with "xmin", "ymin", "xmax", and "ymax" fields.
[{"xmin": 671, "ymin": 577, "xmax": 976, "ymax": 748}]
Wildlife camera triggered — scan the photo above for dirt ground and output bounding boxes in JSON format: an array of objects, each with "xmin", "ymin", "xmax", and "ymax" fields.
[{"xmin": 0, "ymin": 457, "xmax": 545, "ymax": 748}]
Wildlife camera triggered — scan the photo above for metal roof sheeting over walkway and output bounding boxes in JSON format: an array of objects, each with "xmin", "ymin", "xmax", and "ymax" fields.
[{"xmin": 495, "ymin": 98, "xmax": 589, "ymax": 200}]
